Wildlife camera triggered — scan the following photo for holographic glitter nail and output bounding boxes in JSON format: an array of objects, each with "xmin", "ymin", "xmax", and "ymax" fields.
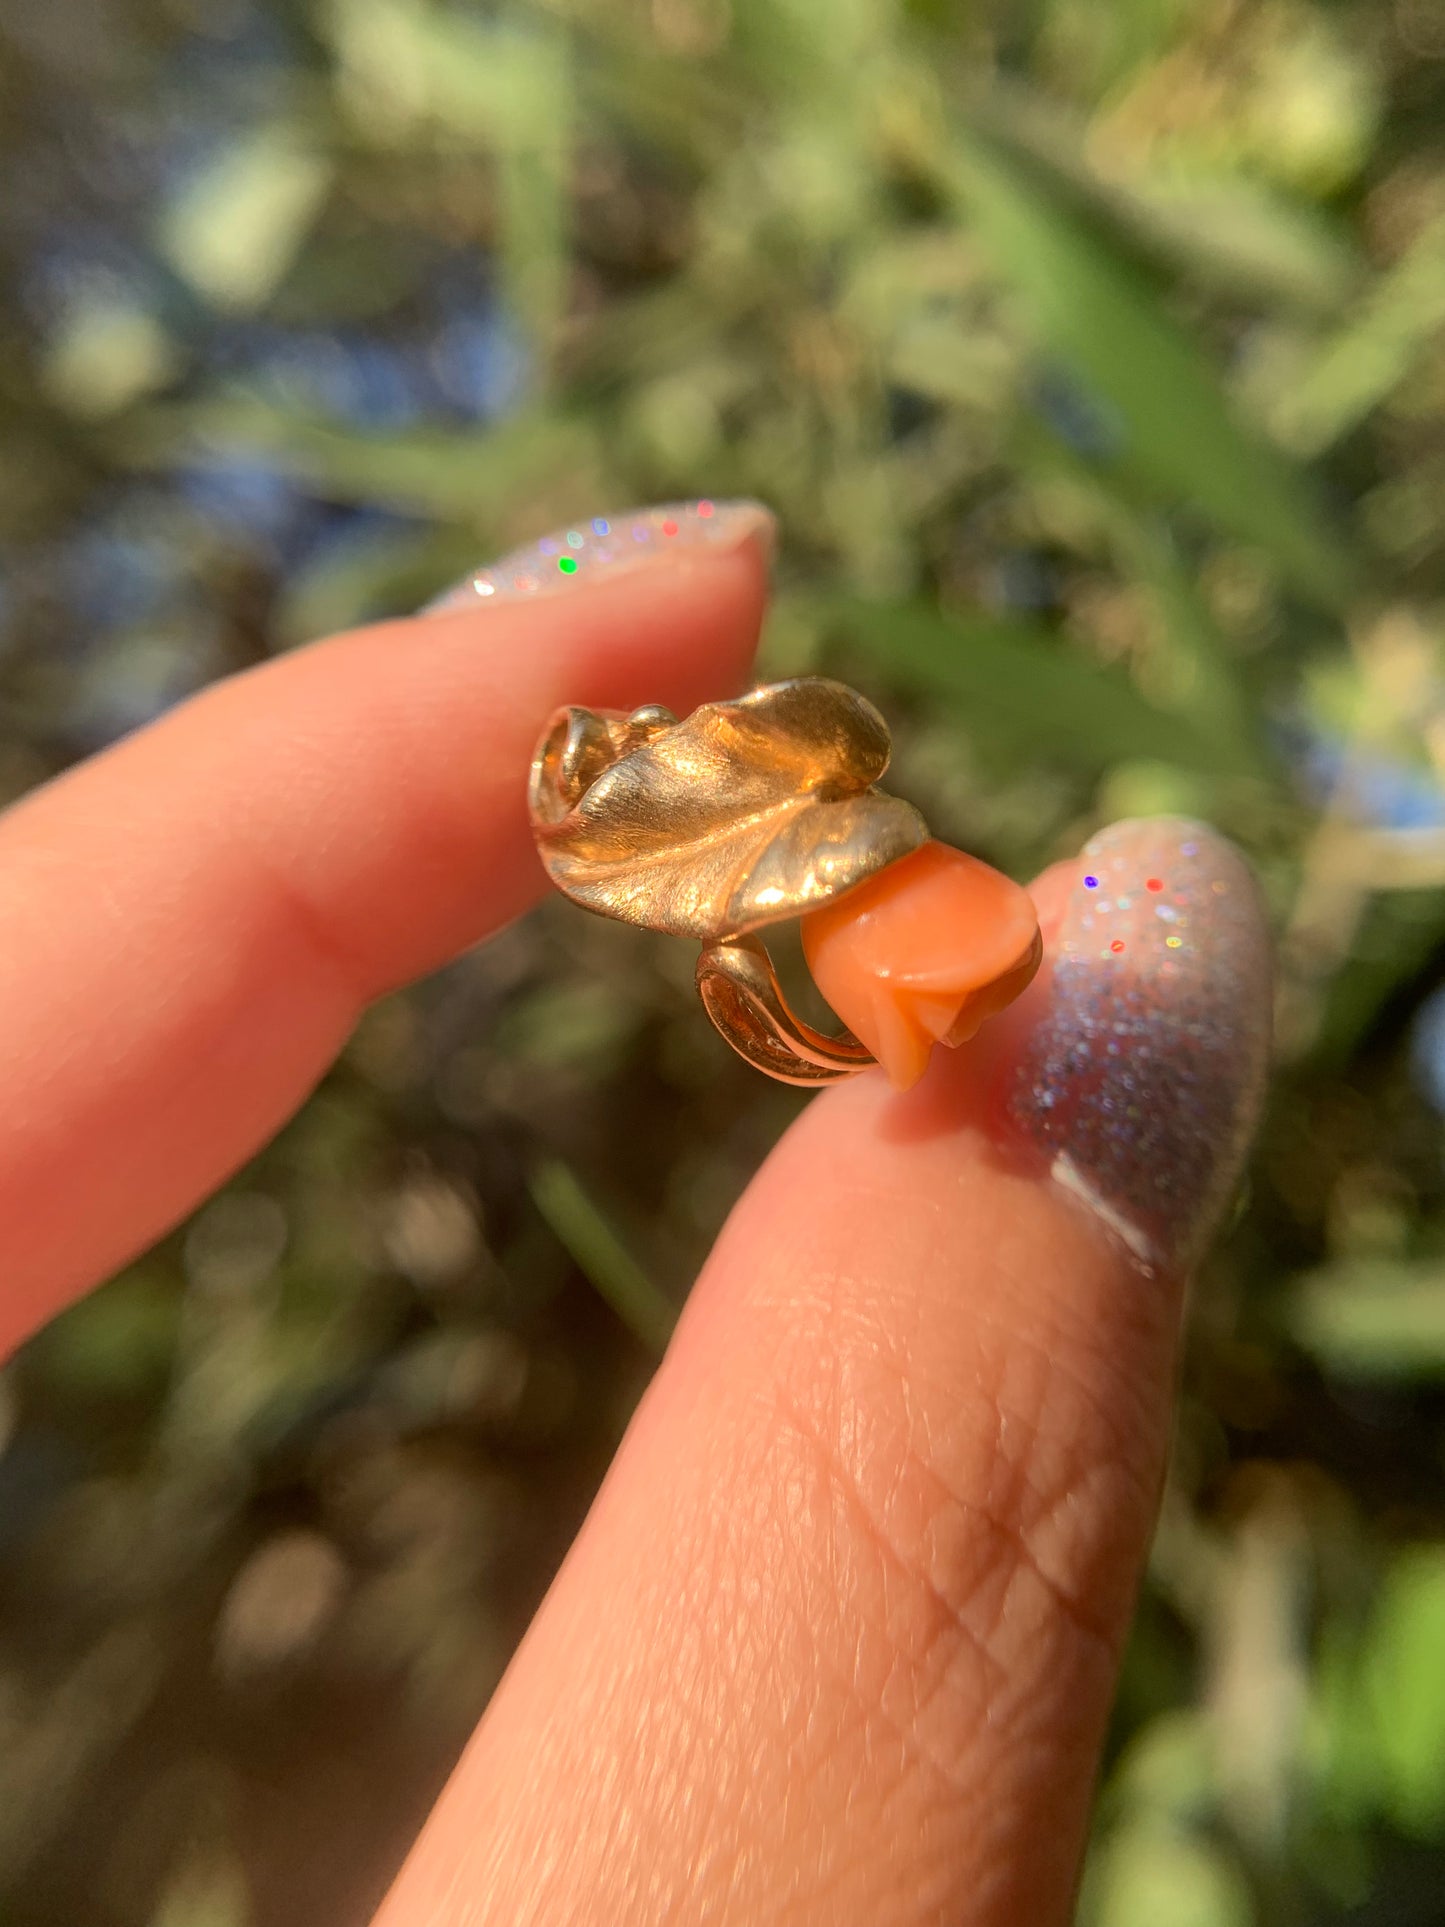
[
  {"xmin": 1005, "ymin": 818, "xmax": 1271, "ymax": 1274},
  {"xmin": 421, "ymin": 499, "xmax": 773, "ymax": 613}
]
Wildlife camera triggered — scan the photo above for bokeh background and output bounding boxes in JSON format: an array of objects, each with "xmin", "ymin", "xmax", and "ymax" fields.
[{"xmin": 2, "ymin": 0, "xmax": 1444, "ymax": 1921}]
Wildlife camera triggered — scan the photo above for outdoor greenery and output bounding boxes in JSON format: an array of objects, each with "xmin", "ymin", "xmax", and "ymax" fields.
[{"xmin": 2, "ymin": 0, "xmax": 1444, "ymax": 1920}]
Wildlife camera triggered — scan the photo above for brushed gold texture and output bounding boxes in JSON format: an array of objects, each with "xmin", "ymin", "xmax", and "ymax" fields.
[
  {"xmin": 527, "ymin": 677, "xmax": 928, "ymax": 1082},
  {"xmin": 528, "ymin": 678, "xmax": 927, "ymax": 940}
]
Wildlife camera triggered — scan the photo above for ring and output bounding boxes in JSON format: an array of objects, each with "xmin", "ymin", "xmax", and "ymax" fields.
[{"xmin": 528, "ymin": 678, "xmax": 1042, "ymax": 1088}]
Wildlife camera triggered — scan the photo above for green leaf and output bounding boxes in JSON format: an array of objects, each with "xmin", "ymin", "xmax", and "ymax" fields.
[
  {"xmin": 1288, "ymin": 1259, "xmax": 1445, "ymax": 1380},
  {"xmin": 1084, "ymin": 1822, "xmax": 1254, "ymax": 1927},
  {"xmin": 1109, "ymin": 176, "xmax": 1361, "ymax": 316},
  {"xmin": 1110, "ymin": 1712, "xmax": 1219, "ymax": 1823},
  {"xmin": 42, "ymin": 294, "xmax": 179, "ymax": 419},
  {"xmin": 273, "ymin": 524, "xmax": 455, "ymax": 644},
  {"xmin": 495, "ymin": 983, "xmax": 643, "ymax": 1074},
  {"xmin": 159, "ymin": 125, "xmax": 331, "ymax": 312},
  {"xmin": 30, "ymin": 1270, "xmax": 181, "ymax": 1401},
  {"xmin": 829, "ymin": 596, "xmax": 1251, "ymax": 776},
  {"xmin": 1363, "ymin": 1548, "xmax": 1445, "ymax": 1836},
  {"xmin": 945, "ymin": 132, "xmax": 1358, "ymax": 609},
  {"xmin": 965, "ymin": 86, "xmax": 1362, "ymax": 313}
]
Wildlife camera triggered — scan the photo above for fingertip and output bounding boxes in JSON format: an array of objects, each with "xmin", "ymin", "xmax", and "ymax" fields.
[
  {"xmin": 418, "ymin": 497, "xmax": 776, "ymax": 617},
  {"xmin": 1003, "ymin": 818, "xmax": 1272, "ymax": 1274},
  {"xmin": 809, "ymin": 817, "xmax": 1271, "ymax": 1288}
]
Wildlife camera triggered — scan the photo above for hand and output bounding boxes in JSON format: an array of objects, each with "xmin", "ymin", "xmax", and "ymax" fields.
[{"xmin": 0, "ymin": 502, "xmax": 1270, "ymax": 1926}]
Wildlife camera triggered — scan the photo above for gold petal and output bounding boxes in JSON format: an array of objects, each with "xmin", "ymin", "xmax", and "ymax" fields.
[{"xmin": 530, "ymin": 678, "xmax": 928, "ymax": 940}]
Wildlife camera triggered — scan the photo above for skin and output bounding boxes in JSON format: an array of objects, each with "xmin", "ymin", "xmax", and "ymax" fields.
[{"xmin": 2, "ymin": 539, "xmax": 1199, "ymax": 1924}]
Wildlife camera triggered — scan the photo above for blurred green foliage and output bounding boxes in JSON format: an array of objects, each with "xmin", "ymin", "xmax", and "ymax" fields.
[{"xmin": 1, "ymin": 0, "xmax": 1444, "ymax": 1921}]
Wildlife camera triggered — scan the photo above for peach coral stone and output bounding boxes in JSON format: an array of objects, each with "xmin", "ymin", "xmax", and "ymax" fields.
[{"xmin": 801, "ymin": 840, "xmax": 1042, "ymax": 1091}]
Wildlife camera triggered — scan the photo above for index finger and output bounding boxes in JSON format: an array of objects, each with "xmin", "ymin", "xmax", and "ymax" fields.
[{"xmin": 0, "ymin": 502, "xmax": 772, "ymax": 1352}]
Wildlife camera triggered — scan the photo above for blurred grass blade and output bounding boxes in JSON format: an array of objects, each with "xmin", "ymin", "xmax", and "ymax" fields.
[
  {"xmin": 945, "ymin": 131, "xmax": 1359, "ymax": 610},
  {"xmin": 1271, "ymin": 212, "xmax": 1445, "ymax": 455},
  {"xmin": 969, "ymin": 80, "xmax": 1361, "ymax": 315},
  {"xmin": 1095, "ymin": 175, "xmax": 1360, "ymax": 318},
  {"xmin": 123, "ymin": 396, "xmax": 605, "ymax": 523},
  {"xmin": 494, "ymin": 30, "xmax": 572, "ymax": 377},
  {"xmin": 830, "ymin": 597, "xmax": 1254, "ymax": 776},
  {"xmin": 530, "ymin": 1160, "xmax": 676, "ymax": 1357},
  {"xmin": 1125, "ymin": 182, "xmax": 1364, "ymax": 317}
]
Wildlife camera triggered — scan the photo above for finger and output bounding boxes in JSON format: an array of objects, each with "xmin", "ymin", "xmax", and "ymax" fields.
[
  {"xmin": 0, "ymin": 502, "xmax": 772, "ymax": 1353},
  {"xmin": 376, "ymin": 818, "xmax": 1271, "ymax": 1927}
]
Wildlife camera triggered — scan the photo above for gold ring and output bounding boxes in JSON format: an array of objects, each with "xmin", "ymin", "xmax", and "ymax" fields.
[{"xmin": 527, "ymin": 677, "xmax": 1041, "ymax": 1089}]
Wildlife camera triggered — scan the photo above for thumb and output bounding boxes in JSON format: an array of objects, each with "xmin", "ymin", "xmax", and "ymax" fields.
[{"xmin": 375, "ymin": 817, "xmax": 1271, "ymax": 1927}]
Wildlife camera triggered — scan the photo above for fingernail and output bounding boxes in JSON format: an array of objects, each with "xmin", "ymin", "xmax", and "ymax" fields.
[
  {"xmin": 1004, "ymin": 818, "xmax": 1272, "ymax": 1274},
  {"xmin": 421, "ymin": 499, "xmax": 775, "ymax": 614}
]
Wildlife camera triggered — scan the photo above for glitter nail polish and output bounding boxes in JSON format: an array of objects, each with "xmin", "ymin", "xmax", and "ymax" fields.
[
  {"xmin": 1005, "ymin": 818, "xmax": 1272, "ymax": 1274},
  {"xmin": 422, "ymin": 499, "xmax": 774, "ymax": 613}
]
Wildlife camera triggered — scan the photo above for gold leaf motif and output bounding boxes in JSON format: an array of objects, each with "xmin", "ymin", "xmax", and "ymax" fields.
[{"xmin": 528, "ymin": 678, "xmax": 928, "ymax": 941}]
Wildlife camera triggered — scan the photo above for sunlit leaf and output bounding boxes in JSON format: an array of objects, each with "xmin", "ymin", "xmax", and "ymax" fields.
[
  {"xmin": 945, "ymin": 132, "xmax": 1359, "ymax": 608},
  {"xmin": 1107, "ymin": 177, "xmax": 1360, "ymax": 315},
  {"xmin": 968, "ymin": 86, "xmax": 1361, "ymax": 312},
  {"xmin": 1108, "ymin": 1712, "xmax": 1218, "ymax": 1822},
  {"xmin": 830, "ymin": 597, "xmax": 1252, "ymax": 776},
  {"xmin": 1289, "ymin": 1259, "xmax": 1445, "ymax": 1379},
  {"xmin": 159, "ymin": 125, "xmax": 331, "ymax": 311},
  {"xmin": 1083, "ymin": 1822, "xmax": 1254, "ymax": 1927}
]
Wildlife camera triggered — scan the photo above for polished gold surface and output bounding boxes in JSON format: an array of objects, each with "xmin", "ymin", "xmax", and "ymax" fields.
[
  {"xmin": 696, "ymin": 937, "xmax": 875, "ymax": 1085},
  {"xmin": 528, "ymin": 677, "xmax": 929, "ymax": 1081},
  {"xmin": 528, "ymin": 678, "xmax": 927, "ymax": 941}
]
